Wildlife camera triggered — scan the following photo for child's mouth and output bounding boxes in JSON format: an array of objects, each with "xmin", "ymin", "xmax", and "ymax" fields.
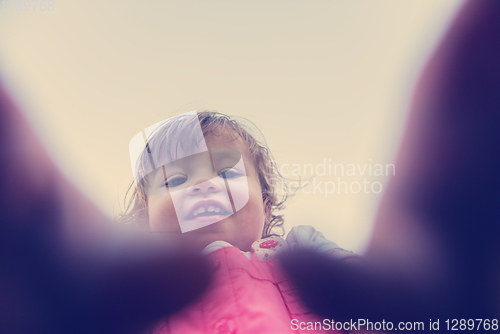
[{"xmin": 185, "ymin": 203, "xmax": 231, "ymax": 221}]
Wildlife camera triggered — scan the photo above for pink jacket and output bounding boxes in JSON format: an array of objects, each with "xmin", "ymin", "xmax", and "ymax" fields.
[{"xmin": 152, "ymin": 245, "xmax": 340, "ymax": 334}]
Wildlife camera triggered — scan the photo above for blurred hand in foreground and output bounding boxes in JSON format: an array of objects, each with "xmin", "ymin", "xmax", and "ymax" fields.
[
  {"xmin": 0, "ymin": 84, "xmax": 211, "ymax": 333},
  {"xmin": 281, "ymin": 0, "xmax": 500, "ymax": 325}
]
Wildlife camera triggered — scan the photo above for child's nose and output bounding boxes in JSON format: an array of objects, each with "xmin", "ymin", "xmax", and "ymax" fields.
[{"xmin": 188, "ymin": 176, "xmax": 223, "ymax": 195}]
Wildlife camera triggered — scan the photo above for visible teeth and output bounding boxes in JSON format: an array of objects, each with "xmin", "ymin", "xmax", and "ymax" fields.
[
  {"xmin": 193, "ymin": 205, "xmax": 225, "ymax": 217},
  {"xmin": 193, "ymin": 207, "xmax": 207, "ymax": 216}
]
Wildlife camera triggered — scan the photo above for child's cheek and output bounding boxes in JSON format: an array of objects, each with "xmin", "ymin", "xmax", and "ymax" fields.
[
  {"xmin": 238, "ymin": 179, "xmax": 265, "ymax": 226},
  {"xmin": 148, "ymin": 195, "xmax": 180, "ymax": 232},
  {"xmin": 226, "ymin": 177, "xmax": 250, "ymax": 212}
]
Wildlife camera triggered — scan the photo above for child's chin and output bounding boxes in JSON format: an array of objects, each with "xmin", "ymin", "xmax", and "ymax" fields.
[
  {"xmin": 180, "ymin": 214, "xmax": 232, "ymax": 232},
  {"xmin": 188, "ymin": 214, "xmax": 230, "ymax": 224}
]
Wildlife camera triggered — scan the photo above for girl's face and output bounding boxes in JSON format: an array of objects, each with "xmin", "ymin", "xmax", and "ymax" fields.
[{"xmin": 147, "ymin": 131, "xmax": 265, "ymax": 252}]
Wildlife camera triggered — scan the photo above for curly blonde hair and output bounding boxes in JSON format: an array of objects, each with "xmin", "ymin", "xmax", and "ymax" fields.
[{"xmin": 118, "ymin": 111, "xmax": 289, "ymax": 238}]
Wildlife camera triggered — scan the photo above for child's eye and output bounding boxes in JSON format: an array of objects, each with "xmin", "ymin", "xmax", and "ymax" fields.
[
  {"xmin": 218, "ymin": 169, "xmax": 241, "ymax": 179},
  {"xmin": 165, "ymin": 176, "xmax": 187, "ymax": 187}
]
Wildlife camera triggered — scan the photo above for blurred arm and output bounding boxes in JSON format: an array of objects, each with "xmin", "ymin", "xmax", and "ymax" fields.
[
  {"xmin": 281, "ymin": 0, "xmax": 500, "ymax": 322},
  {"xmin": 0, "ymin": 82, "xmax": 211, "ymax": 334}
]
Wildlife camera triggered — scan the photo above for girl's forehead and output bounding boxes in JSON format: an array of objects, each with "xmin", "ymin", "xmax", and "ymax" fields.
[
  {"xmin": 163, "ymin": 131, "xmax": 251, "ymax": 169},
  {"xmin": 130, "ymin": 118, "xmax": 256, "ymax": 186},
  {"xmin": 203, "ymin": 132, "xmax": 258, "ymax": 174},
  {"xmin": 204, "ymin": 132, "xmax": 249, "ymax": 155}
]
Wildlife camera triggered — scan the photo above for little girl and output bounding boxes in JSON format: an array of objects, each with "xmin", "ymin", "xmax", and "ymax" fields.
[{"xmin": 120, "ymin": 110, "xmax": 358, "ymax": 334}]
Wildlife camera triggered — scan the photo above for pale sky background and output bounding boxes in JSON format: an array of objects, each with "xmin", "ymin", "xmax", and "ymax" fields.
[{"xmin": 0, "ymin": 0, "xmax": 464, "ymax": 252}]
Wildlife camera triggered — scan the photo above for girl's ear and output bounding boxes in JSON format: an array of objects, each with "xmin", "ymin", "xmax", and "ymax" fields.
[
  {"xmin": 140, "ymin": 192, "xmax": 148, "ymax": 206},
  {"xmin": 262, "ymin": 192, "xmax": 273, "ymax": 233},
  {"xmin": 130, "ymin": 192, "xmax": 150, "ymax": 229},
  {"xmin": 140, "ymin": 193, "xmax": 149, "ymax": 217}
]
